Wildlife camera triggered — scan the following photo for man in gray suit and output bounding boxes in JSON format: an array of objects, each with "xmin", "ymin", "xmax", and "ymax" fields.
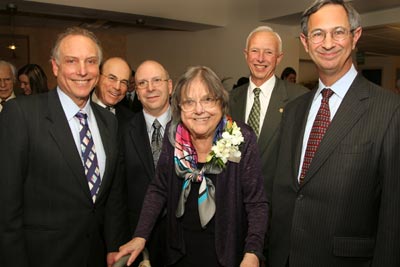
[
  {"xmin": 229, "ymin": 26, "xmax": 308, "ymax": 202},
  {"xmin": 269, "ymin": 1, "xmax": 400, "ymax": 266},
  {"xmin": 0, "ymin": 27, "xmax": 127, "ymax": 267}
]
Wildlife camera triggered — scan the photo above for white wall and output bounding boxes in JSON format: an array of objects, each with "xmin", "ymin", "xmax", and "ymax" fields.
[{"xmin": 126, "ymin": 21, "xmax": 301, "ymax": 90}]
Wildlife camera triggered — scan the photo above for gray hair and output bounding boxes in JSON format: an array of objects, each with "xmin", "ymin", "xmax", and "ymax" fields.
[
  {"xmin": 170, "ymin": 65, "xmax": 229, "ymax": 125},
  {"xmin": 0, "ymin": 60, "xmax": 17, "ymax": 82},
  {"xmin": 51, "ymin": 27, "xmax": 103, "ymax": 64},
  {"xmin": 301, "ymin": 0, "xmax": 361, "ymax": 36},
  {"xmin": 245, "ymin": 26, "xmax": 283, "ymax": 53}
]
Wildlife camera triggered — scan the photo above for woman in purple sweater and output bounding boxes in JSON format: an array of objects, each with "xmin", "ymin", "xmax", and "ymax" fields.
[{"xmin": 115, "ymin": 66, "xmax": 268, "ymax": 267}]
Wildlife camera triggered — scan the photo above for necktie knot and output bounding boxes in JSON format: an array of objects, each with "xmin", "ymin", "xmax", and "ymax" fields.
[
  {"xmin": 253, "ymin": 87, "xmax": 261, "ymax": 97},
  {"xmin": 153, "ymin": 119, "xmax": 161, "ymax": 130},
  {"xmin": 322, "ymin": 88, "xmax": 334, "ymax": 99},
  {"xmin": 75, "ymin": 111, "xmax": 88, "ymax": 124}
]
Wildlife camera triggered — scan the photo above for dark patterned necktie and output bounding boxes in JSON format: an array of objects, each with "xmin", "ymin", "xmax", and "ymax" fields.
[
  {"xmin": 299, "ymin": 88, "xmax": 334, "ymax": 184},
  {"xmin": 247, "ymin": 87, "xmax": 261, "ymax": 137},
  {"xmin": 75, "ymin": 111, "xmax": 101, "ymax": 202},
  {"xmin": 151, "ymin": 119, "xmax": 162, "ymax": 167}
]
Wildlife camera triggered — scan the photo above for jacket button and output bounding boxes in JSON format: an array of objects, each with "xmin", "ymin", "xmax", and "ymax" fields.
[{"xmin": 297, "ymin": 194, "xmax": 304, "ymax": 200}]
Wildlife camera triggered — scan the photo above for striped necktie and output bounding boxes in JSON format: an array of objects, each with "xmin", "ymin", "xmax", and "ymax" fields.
[
  {"xmin": 75, "ymin": 111, "xmax": 101, "ymax": 202},
  {"xmin": 247, "ymin": 87, "xmax": 261, "ymax": 137}
]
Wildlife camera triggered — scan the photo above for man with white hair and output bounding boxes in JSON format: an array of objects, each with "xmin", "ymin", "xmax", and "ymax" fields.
[{"xmin": 0, "ymin": 60, "xmax": 17, "ymax": 112}]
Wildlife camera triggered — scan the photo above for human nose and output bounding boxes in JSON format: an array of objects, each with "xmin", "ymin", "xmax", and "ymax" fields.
[
  {"xmin": 77, "ymin": 61, "xmax": 88, "ymax": 76},
  {"xmin": 256, "ymin": 51, "xmax": 264, "ymax": 62},
  {"xmin": 193, "ymin": 100, "xmax": 205, "ymax": 113},
  {"xmin": 322, "ymin": 32, "xmax": 335, "ymax": 49}
]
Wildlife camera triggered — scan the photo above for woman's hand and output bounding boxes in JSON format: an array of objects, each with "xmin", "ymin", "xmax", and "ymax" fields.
[
  {"xmin": 113, "ymin": 237, "xmax": 146, "ymax": 266},
  {"xmin": 240, "ymin": 252, "xmax": 260, "ymax": 267}
]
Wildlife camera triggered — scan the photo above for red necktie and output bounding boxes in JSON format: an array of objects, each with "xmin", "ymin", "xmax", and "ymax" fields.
[{"xmin": 299, "ymin": 88, "xmax": 334, "ymax": 184}]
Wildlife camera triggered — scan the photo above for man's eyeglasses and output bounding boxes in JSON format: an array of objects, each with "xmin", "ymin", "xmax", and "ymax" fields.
[
  {"xmin": 136, "ymin": 77, "xmax": 169, "ymax": 89},
  {"xmin": 180, "ymin": 97, "xmax": 219, "ymax": 112},
  {"xmin": 101, "ymin": 74, "xmax": 129, "ymax": 89},
  {"xmin": 307, "ymin": 27, "xmax": 353, "ymax": 44}
]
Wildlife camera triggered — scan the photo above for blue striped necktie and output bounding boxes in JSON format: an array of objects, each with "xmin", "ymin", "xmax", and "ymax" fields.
[{"xmin": 75, "ymin": 111, "xmax": 101, "ymax": 202}]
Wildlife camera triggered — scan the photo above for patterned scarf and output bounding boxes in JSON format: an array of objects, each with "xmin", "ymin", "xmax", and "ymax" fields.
[{"xmin": 174, "ymin": 116, "xmax": 227, "ymax": 228}]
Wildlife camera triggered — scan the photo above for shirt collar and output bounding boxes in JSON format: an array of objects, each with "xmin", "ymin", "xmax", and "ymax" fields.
[
  {"xmin": 57, "ymin": 87, "xmax": 92, "ymax": 121},
  {"xmin": 143, "ymin": 106, "xmax": 171, "ymax": 132},
  {"xmin": 248, "ymin": 75, "xmax": 276, "ymax": 96},
  {"xmin": 317, "ymin": 64, "xmax": 358, "ymax": 100}
]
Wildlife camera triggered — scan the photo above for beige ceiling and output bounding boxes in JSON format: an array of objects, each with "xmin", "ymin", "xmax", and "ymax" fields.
[{"xmin": 1, "ymin": 0, "xmax": 400, "ymax": 56}]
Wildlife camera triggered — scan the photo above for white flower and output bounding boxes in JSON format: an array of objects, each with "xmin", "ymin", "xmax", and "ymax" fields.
[{"xmin": 208, "ymin": 120, "xmax": 244, "ymax": 168}]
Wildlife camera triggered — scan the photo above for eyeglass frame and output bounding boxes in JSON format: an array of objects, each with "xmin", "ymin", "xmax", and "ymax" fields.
[
  {"xmin": 136, "ymin": 77, "xmax": 169, "ymax": 90},
  {"xmin": 101, "ymin": 73, "xmax": 129, "ymax": 89},
  {"xmin": 306, "ymin": 27, "xmax": 354, "ymax": 44},
  {"xmin": 179, "ymin": 96, "xmax": 219, "ymax": 112}
]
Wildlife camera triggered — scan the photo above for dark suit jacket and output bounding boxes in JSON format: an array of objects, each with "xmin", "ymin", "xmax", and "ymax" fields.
[
  {"xmin": 134, "ymin": 121, "xmax": 268, "ymax": 267},
  {"xmin": 120, "ymin": 93, "xmax": 142, "ymax": 113},
  {"xmin": 269, "ymin": 75, "xmax": 400, "ymax": 267},
  {"xmin": 229, "ymin": 77, "xmax": 308, "ymax": 200},
  {"xmin": 119, "ymin": 111, "xmax": 166, "ymax": 266},
  {"xmin": 0, "ymin": 89, "xmax": 127, "ymax": 267}
]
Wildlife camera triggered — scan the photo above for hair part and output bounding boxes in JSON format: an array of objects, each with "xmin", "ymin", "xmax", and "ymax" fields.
[{"xmin": 301, "ymin": 0, "xmax": 361, "ymax": 36}]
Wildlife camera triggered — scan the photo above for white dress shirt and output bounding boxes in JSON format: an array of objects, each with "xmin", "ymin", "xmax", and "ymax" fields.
[
  {"xmin": 245, "ymin": 76, "xmax": 276, "ymax": 135},
  {"xmin": 143, "ymin": 107, "xmax": 172, "ymax": 143}
]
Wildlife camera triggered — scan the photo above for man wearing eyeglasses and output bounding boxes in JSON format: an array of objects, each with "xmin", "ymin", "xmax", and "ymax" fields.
[
  {"xmin": 269, "ymin": 1, "xmax": 400, "ymax": 266},
  {"xmin": 118, "ymin": 60, "xmax": 172, "ymax": 267},
  {"xmin": 0, "ymin": 60, "xmax": 17, "ymax": 112},
  {"xmin": 92, "ymin": 57, "xmax": 134, "ymax": 138}
]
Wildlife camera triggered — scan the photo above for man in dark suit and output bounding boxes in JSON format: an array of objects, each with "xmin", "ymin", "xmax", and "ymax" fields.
[
  {"xmin": 269, "ymin": 1, "xmax": 400, "ymax": 266},
  {"xmin": 119, "ymin": 60, "xmax": 172, "ymax": 267},
  {"xmin": 0, "ymin": 27, "xmax": 127, "ymax": 267},
  {"xmin": 229, "ymin": 26, "xmax": 308, "ymax": 206},
  {"xmin": 92, "ymin": 57, "xmax": 134, "ymax": 136}
]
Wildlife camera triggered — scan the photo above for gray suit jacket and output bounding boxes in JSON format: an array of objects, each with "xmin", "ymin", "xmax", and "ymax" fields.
[
  {"xmin": 229, "ymin": 77, "xmax": 308, "ymax": 199},
  {"xmin": 269, "ymin": 75, "xmax": 400, "ymax": 267},
  {"xmin": 0, "ymin": 89, "xmax": 127, "ymax": 267}
]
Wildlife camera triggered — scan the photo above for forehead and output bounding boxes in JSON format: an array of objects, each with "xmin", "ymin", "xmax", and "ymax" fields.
[
  {"xmin": 248, "ymin": 31, "xmax": 279, "ymax": 49},
  {"xmin": 103, "ymin": 60, "xmax": 130, "ymax": 78},
  {"xmin": 135, "ymin": 62, "xmax": 165, "ymax": 80},
  {"xmin": 59, "ymin": 35, "xmax": 99, "ymax": 58},
  {"xmin": 308, "ymin": 4, "xmax": 350, "ymax": 30},
  {"xmin": 0, "ymin": 65, "xmax": 12, "ymax": 77},
  {"xmin": 182, "ymin": 77, "xmax": 211, "ymax": 97}
]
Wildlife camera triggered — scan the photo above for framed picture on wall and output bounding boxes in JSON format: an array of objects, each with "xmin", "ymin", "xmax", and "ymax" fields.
[{"xmin": 0, "ymin": 34, "xmax": 30, "ymax": 70}]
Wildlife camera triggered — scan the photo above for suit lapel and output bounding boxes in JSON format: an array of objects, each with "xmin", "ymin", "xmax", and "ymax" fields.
[
  {"xmin": 230, "ymin": 83, "xmax": 248, "ymax": 122},
  {"xmin": 129, "ymin": 112, "xmax": 155, "ymax": 179},
  {"xmin": 302, "ymin": 75, "xmax": 370, "ymax": 185},
  {"xmin": 46, "ymin": 90, "xmax": 92, "ymax": 200},
  {"xmin": 258, "ymin": 78, "xmax": 287, "ymax": 154}
]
